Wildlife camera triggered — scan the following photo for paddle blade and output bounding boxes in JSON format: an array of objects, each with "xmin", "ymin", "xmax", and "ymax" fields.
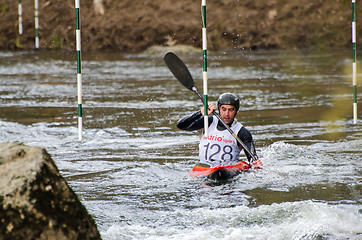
[{"xmin": 164, "ymin": 52, "xmax": 195, "ymax": 91}]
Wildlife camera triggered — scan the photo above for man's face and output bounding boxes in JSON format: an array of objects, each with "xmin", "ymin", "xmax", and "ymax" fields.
[{"xmin": 219, "ymin": 104, "xmax": 237, "ymax": 124}]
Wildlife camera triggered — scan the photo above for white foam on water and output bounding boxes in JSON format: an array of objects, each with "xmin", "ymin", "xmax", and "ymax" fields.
[
  {"xmin": 2, "ymin": 50, "xmax": 361, "ymax": 240},
  {"xmin": 258, "ymin": 141, "xmax": 362, "ymax": 190},
  {"xmin": 101, "ymin": 201, "xmax": 362, "ymax": 240}
]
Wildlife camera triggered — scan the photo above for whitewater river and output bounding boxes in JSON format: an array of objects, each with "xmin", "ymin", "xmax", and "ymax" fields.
[{"xmin": 1, "ymin": 48, "xmax": 361, "ymax": 239}]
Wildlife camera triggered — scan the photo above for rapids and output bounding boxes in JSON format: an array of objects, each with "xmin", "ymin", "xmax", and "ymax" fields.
[{"xmin": 1, "ymin": 49, "xmax": 361, "ymax": 239}]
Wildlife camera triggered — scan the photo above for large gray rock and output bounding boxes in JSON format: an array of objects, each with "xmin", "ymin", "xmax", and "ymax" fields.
[{"xmin": 0, "ymin": 142, "xmax": 101, "ymax": 240}]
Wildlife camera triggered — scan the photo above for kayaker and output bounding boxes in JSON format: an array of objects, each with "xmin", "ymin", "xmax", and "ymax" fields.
[{"xmin": 177, "ymin": 92, "xmax": 262, "ymax": 169}]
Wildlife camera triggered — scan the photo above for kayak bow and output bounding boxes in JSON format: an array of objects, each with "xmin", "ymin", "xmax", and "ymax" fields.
[{"xmin": 189, "ymin": 161, "xmax": 251, "ymax": 180}]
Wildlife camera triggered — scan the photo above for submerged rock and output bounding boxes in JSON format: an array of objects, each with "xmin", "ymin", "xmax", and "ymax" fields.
[{"xmin": 0, "ymin": 142, "xmax": 101, "ymax": 240}]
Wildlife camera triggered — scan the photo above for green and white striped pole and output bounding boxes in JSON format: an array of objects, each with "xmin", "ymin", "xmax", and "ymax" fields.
[
  {"xmin": 34, "ymin": 0, "xmax": 39, "ymax": 48},
  {"xmin": 202, "ymin": 0, "xmax": 209, "ymax": 136},
  {"xmin": 75, "ymin": 0, "xmax": 83, "ymax": 140},
  {"xmin": 18, "ymin": 0, "xmax": 22, "ymax": 35},
  {"xmin": 352, "ymin": 0, "xmax": 357, "ymax": 124}
]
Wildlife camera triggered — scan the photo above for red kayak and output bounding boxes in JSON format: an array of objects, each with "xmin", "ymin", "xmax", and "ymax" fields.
[{"xmin": 189, "ymin": 160, "xmax": 262, "ymax": 181}]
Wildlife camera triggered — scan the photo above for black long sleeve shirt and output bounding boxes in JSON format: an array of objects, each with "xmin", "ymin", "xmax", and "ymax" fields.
[{"xmin": 177, "ymin": 110, "xmax": 257, "ymax": 162}]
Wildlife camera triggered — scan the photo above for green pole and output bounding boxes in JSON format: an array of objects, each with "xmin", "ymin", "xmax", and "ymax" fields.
[
  {"xmin": 75, "ymin": 0, "xmax": 83, "ymax": 140},
  {"xmin": 18, "ymin": 0, "xmax": 22, "ymax": 35},
  {"xmin": 352, "ymin": 0, "xmax": 357, "ymax": 124},
  {"xmin": 34, "ymin": 0, "xmax": 39, "ymax": 48},
  {"xmin": 202, "ymin": 0, "xmax": 208, "ymax": 136}
]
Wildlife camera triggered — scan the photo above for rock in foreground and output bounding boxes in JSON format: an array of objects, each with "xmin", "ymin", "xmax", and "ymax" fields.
[{"xmin": 0, "ymin": 142, "xmax": 101, "ymax": 240}]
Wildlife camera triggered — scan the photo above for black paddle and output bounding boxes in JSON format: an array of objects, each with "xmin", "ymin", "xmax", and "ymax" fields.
[{"xmin": 164, "ymin": 52, "xmax": 257, "ymax": 162}]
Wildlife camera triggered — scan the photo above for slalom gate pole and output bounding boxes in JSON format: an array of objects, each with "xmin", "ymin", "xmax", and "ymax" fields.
[
  {"xmin": 75, "ymin": 0, "xmax": 83, "ymax": 141},
  {"xmin": 202, "ymin": 0, "xmax": 208, "ymax": 136},
  {"xmin": 34, "ymin": 0, "xmax": 39, "ymax": 48},
  {"xmin": 18, "ymin": 0, "xmax": 22, "ymax": 35},
  {"xmin": 352, "ymin": 0, "xmax": 358, "ymax": 124}
]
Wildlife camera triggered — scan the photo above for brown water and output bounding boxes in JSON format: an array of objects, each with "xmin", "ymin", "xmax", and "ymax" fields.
[{"xmin": 1, "ymin": 49, "xmax": 361, "ymax": 239}]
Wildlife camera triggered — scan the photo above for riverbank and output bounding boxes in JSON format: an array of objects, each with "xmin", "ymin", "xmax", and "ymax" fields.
[{"xmin": 0, "ymin": 0, "xmax": 361, "ymax": 52}]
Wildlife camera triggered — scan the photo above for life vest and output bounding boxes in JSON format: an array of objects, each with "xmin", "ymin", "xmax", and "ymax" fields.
[{"xmin": 198, "ymin": 116, "xmax": 243, "ymax": 167}]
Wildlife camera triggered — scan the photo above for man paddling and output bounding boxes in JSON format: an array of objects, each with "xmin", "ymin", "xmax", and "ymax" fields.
[{"xmin": 177, "ymin": 92, "xmax": 262, "ymax": 169}]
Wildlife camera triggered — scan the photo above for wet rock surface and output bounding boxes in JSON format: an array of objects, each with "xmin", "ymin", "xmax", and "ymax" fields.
[{"xmin": 0, "ymin": 142, "xmax": 101, "ymax": 240}]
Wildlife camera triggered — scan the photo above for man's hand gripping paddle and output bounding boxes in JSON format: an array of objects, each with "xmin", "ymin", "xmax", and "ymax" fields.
[{"xmin": 163, "ymin": 52, "xmax": 258, "ymax": 163}]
